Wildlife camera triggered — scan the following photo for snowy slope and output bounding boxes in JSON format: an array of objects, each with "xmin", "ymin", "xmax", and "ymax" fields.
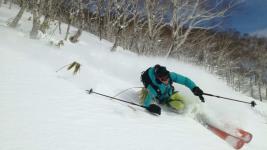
[{"xmin": 1, "ymin": 4, "xmax": 267, "ymax": 150}]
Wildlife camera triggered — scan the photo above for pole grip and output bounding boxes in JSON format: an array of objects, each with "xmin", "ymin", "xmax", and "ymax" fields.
[
  {"xmin": 250, "ymin": 101, "xmax": 256, "ymax": 107},
  {"xmin": 88, "ymin": 88, "xmax": 93, "ymax": 94}
]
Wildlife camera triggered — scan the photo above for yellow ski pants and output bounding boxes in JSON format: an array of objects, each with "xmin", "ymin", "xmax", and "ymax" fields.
[{"xmin": 140, "ymin": 88, "xmax": 185, "ymax": 110}]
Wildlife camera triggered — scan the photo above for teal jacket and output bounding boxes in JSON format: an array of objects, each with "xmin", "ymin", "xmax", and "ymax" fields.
[{"xmin": 143, "ymin": 67, "xmax": 197, "ymax": 107}]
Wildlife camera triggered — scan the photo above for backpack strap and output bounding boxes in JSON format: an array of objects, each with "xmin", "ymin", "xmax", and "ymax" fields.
[
  {"xmin": 169, "ymin": 74, "xmax": 174, "ymax": 92},
  {"xmin": 141, "ymin": 67, "xmax": 161, "ymax": 96}
]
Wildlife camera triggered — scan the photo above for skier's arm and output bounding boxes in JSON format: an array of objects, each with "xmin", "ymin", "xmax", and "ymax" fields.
[
  {"xmin": 170, "ymin": 72, "xmax": 205, "ymax": 102},
  {"xmin": 143, "ymin": 85, "xmax": 157, "ymax": 107},
  {"xmin": 170, "ymin": 72, "xmax": 196, "ymax": 90}
]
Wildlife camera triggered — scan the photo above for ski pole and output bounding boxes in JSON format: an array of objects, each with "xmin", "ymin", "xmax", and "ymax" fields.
[
  {"xmin": 203, "ymin": 93, "xmax": 256, "ymax": 107},
  {"xmin": 86, "ymin": 88, "xmax": 146, "ymax": 108}
]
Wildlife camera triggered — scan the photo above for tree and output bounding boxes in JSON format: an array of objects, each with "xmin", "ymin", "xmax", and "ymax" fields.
[
  {"xmin": 110, "ymin": 0, "xmax": 137, "ymax": 51},
  {"xmin": 9, "ymin": 0, "xmax": 28, "ymax": 28},
  {"xmin": 254, "ymin": 37, "xmax": 267, "ymax": 101},
  {"xmin": 143, "ymin": 0, "xmax": 168, "ymax": 54},
  {"xmin": 30, "ymin": 0, "xmax": 42, "ymax": 39},
  {"xmin": 95, "ymin": 0, "xmax": 105, "ymax": 40},
  {"xmin": 165, "ymin": 0, "xmax": 235, "ymax": 57},
  {"xmin": 9, "ymin": 0, "xmax": 13, "ymax": 9},
  {"xmin": 69, "ymin": 0, "xmax": 86, "ymax": 43},
  {"xmin": 127, "ymin": 0, "xmax": 146, "ymax": 54},
  {"xmin": 64, "ymin": 0, "xmax": 75, "ymax": 40},
  {"xmin": 39, "ymin": 0, "xmax": 53, "ymax": 34}
]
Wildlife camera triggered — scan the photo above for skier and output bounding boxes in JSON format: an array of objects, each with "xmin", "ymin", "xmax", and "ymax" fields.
[{"xmin": 141, "ymin": 64, "xmax": 204, "ymax": 114}]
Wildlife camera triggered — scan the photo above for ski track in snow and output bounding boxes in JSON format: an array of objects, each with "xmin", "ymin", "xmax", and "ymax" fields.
[{"xmin": 0, "ymin": 4, "xmax": 267, "ymax": 150}]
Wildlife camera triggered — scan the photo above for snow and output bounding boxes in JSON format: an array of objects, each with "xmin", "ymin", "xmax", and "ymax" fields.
[
  {"xmin": 1, "ymin": 4, "xmax": 267, "ymax": 150},
  {"xmin": 251, "ymin": 27, "xmax": 267, "ymax": 37}
]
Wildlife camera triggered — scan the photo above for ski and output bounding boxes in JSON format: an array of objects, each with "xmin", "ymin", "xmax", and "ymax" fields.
[
  {"xmin": 206, "ymin": 124, "xmax": 246, "ymax": 149},
  {"xmin": 207, "ymin": 124, "xmax": 253, "ymax": 144},
  {"xmin": 192, "ymin": 113, "xmax": 252, "ymax": 149},
  {"xmin": 233, "ymin": 128, "xmax": 253, "ymax": 143}
]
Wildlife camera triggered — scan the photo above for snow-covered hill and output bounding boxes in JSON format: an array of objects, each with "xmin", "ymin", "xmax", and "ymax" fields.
[
  {"xmin": 251, "ymin": 27, "xmax": 267, "ymax": 37},
  {"xmin": 0, "ymin": 4, "xmax": 267, "ymax": 150}
]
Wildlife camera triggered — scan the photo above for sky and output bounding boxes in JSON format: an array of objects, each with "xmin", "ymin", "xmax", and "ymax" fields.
[
  {"xmin": 1, "ymin": 4, "xmax": 267, "ymax": 150},
  {"xmin": 223, "ymin": 0, "xmax": 267, "ymax": 35}
]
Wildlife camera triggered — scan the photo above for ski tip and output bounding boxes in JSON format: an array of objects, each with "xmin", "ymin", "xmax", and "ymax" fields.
[{"xmin": 237, "ymin": 128, "xmax": 253, "ymax": 143}]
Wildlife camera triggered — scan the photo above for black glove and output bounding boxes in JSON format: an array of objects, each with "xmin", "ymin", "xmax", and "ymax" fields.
[
  {"xmin": 192, "ymin": 87, "xmax": 205, "ymax": 103},
  {"xmin": 146, "ymin": 104, "xmax": 161, "ymax": 115},
  {"xmin": 199, "ymin": 95, "xmax": 205, "ymax": 103},
  {"xmin": 192, "ymin": 87, "xmax": 203, "ymax": 96}
]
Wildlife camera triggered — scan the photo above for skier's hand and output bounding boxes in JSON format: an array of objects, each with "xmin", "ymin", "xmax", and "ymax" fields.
[
  {"xmin": 192, "ymin": 87, "xmax": 204, "ymax": 96},
  {"xmin": 192, "ymin": 87, "xmax": 205, "ymax": 103},
  {"xmin": 199, "ymin": 95, "xmax": 205, "ymax": 103},
  {"xmin": 146, "ymin": 104, "xmax": 161, "ymax": 115}
]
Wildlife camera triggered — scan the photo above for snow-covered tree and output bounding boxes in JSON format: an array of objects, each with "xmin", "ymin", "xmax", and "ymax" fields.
[
  {"xmin": 29, "ymin": 0, "xmax": 42, "ymax": 39},
  {"xmin": 69, "ymin": 0, "xmax": 86, "ymax": 43},
  {"xmin": 165, "ymin": 0, "xmax": 236, "ymax": 57},
  {"xmin": 110, "ymin": 0, "xmax": 138, "ymax": 51},
  {"xmin": 143, "ymin": 0, "xmax": 168, "ymax": 54},
  {"xmin": 8, "ymin": 0, "xmax": 28, "ymax": 28},
  {"xmin": 39, "ymin": 0, "xmax": 53, "ymax": 34}
]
